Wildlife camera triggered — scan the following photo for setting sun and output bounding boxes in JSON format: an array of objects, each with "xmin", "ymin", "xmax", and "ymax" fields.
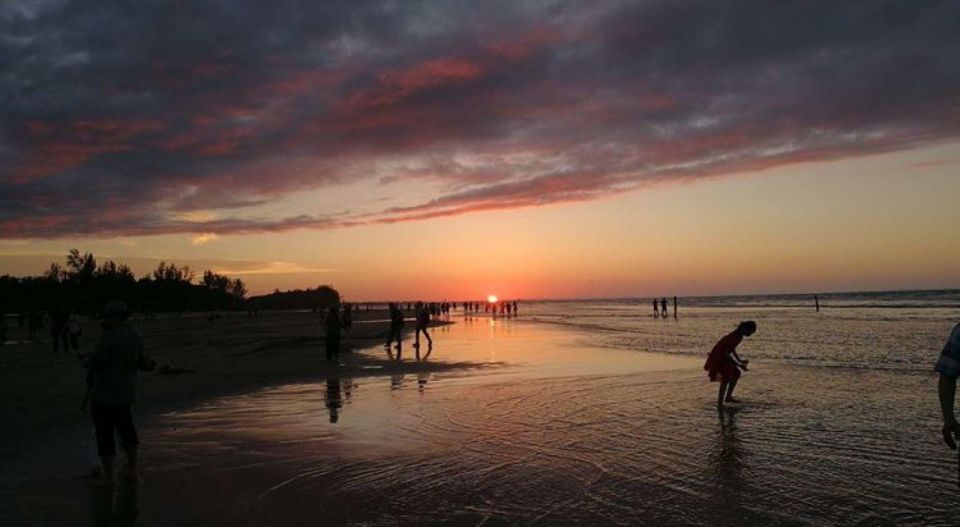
[{"xmin": 487, "ymin": 295, "xmax": 498, "ymax": 303}]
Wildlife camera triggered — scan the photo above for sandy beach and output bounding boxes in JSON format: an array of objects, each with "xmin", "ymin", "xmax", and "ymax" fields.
[{"xmin": 2, "ymin": 304, "xmax": 959, "ymax": 526}]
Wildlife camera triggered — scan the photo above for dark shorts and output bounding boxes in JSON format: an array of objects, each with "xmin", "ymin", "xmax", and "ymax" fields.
[{"xmin": 91, "ymin": 401, "xmax": 139, "ymax": 457}]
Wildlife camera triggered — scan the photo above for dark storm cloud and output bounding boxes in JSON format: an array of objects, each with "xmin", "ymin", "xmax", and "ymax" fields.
[{"xmin": 1, "ymin": 0, "xmax": 958, "ymax": 238}]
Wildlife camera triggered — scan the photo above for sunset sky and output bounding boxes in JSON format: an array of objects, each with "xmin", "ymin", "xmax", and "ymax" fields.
[{"xmin": 1, "ymin": 1, "xmax": 959, "ymax": 299}]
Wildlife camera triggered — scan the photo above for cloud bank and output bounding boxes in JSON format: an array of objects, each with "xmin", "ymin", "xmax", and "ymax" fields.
[{"xmin": 1, "ymin": 0, "xmax": 958, "ymax": 238}]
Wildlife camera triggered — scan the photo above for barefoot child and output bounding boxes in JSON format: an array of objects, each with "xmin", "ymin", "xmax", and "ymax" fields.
[{"xmin": 704, "ymin": 321, "xmax": 756, "ymax": 410}]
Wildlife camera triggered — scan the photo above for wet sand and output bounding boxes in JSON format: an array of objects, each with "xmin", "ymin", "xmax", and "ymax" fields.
[
  {"xmin": 2, "ymin": 314, "xmax": 958, "ymax": 525},
  {"xmin": 0, "ymin": 310, "xmax": 468, "ymax": 459}
]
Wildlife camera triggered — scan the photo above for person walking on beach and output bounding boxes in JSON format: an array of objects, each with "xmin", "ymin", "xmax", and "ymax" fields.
[
  {"xmin": 652, "ymin": 299, "xmax": 659, "ymax": 317},
  {"xmin": 386, "ymin": 303, "xmax": 404, "ymax": 352},
  {"xmin": 660, "ymin": 298, "xmax": 668, "ymax": 317},
  {"xmin": 324, "ymin": 307, "xmax": 342, "ymax": 363},
  {"xmin": 414, "ymin": 301, "xmax": 432, "ymax": 349},
  {"xmin": 935, "ymin": 321, "xmax": 960, "ymax": 449},
  {"xmin": 84, "ymin": 301, "xmax": 156, "ymax": 485},
  {"xmin": 704, "ymin": 321, "xmax": 756, "ymax": 410}
]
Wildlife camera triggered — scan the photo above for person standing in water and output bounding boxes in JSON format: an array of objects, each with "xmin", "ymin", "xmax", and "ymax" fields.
[
  {"xmin": 935, "ymin": 321, "xmax": 960, "ymax": 449},
  {"xmin": 414, "ymin": 301, "xmax": 432, "ymax": 349},
  {"xmin": 660, "ymin": 298, "xmax": 668, "ymax": 317},
  {"xmin": 704, "ymin": 321, "xmax": 756, "ymax": 410},
  {"xmin": 324, "ymin": 307, "xmax": 342, "ymax": 363},
  {"xmin": 652, "ymin": 299, "xmax": 659, "ymax": 317}
]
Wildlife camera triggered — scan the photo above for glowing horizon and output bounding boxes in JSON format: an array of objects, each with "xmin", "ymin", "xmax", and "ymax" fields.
[{"xmin": 2, "ymin": 2, "xmax": 959, "ymax": 300}]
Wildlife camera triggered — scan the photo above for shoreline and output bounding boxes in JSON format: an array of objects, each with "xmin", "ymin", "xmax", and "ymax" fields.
[
  {"xmin": 0, "ymin": 310, "xmax": 479, "ymax": 464},
  {"xmin": 2, "ymin": 308, "xmax": 956, "ymax": 525}
]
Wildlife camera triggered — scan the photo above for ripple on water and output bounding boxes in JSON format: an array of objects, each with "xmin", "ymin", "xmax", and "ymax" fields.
[{"xmin": 141, "ymin": 364, "xmax": 960, "ymax": 525}]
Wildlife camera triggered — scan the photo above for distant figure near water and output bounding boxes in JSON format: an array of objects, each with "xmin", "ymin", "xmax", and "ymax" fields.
[
  {"xmin": 653, "ymin": 299, "xmax": 659, "ymax": 317},
  {"xmin": 704, "ymin": 321, "xmax": 756, "ymax": 410},
  {"xmin": 660, "ymin": 298, "xmax": 668, "ymax": 317}
]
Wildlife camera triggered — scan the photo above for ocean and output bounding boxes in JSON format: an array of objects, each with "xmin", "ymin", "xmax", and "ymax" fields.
[{"xmin": 521, "ymin": 289, "xmax": 960, "ymax": 371}]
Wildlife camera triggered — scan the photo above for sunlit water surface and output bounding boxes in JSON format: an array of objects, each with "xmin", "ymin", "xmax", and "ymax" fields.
[{"xmin": 137, "ymin": 306, "xmax": 960, "ymax": 526}]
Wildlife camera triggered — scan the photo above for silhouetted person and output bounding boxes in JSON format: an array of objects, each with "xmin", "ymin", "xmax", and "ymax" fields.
[
  {"xmin": 704, "ymin": 321, "xmax": 756, "ymax": 410},
  {"xmin": 814, "ymin": 295, "xmax": 820, "ymax": 312},
  {"xmin": 414, "ymin": 301, "xmax": 432, "ymax": 349},
  {"xmin": 513, "ymin": 301, "xmax": 518, "ymax": 315},
  {"xmin": 935, "ymin": 321, "xmax": 960, "ymax": 453},
  {"xmin": 660, "ymin": 298, "xmax": 668, "ymax": 317},
  {"xmin": 84, "ymin": 301, "xmax": 155, "ymax": 485},
  {"xmin": 324, "ymin": 377, "xmax": 343, "ymax": 423},
  {"xmin": 386, "ymin": 303, "xmax": 404, "ymax": 353},
  {"xmin": 67, "ymin": 310, "xmax": 82, "ymax": 353},
  {"xmin": 673, "ymin": 296, "xmax": 678, "ymax": 319},
  {"xmin": 50, "ymin": 306, "xmax": 68, "ymax": 354},
  {"xmin": 652, "ymin": 299, "xmax": 659, "ymax": 317},
  {"xmin": 324, "ymin": 307, "xmax": 341, "ymax": 363}
]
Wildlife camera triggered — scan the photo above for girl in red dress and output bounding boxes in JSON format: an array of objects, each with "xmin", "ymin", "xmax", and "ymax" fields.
[{"xmin": 704, "ymin": 321, "xmax": 756, "ymax": 409}]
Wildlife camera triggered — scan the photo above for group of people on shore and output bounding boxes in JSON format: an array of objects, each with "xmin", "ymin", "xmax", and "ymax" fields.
[
  {"xmin": 0, "ymin": 308, "xmax": 83, "ymax": 352},
  {"xmin": 381, "ymin": 300, "xmax": 521, "ymax": 358},
  {"xmin": 385, "ymin": 301, "xmax": 434, "ymax": 356}
]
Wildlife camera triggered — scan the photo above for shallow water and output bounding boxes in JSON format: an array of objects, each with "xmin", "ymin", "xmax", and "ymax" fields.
[
  {"xmin": 141, "ymin": 371, "xmax": 956, "ymax": 525},
  {"xmin": 131, "ymin": 317, "xmax": 959, "ymax": 526},
  {"xmin": 4, "ymin": 304, "xmax": 959, "ymax": 526},
  {"xmin": 520, "ymin": 297, "xmax": 958, "ymax": 371}
]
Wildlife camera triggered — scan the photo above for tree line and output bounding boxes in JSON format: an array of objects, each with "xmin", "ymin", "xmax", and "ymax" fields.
[
  {"xmin": 0, "ymin": 249, "xmax": 344, "ymax": 316},
  {"xmin": 0, "ymin": 249, "xmax": 247, "ymax": 315}
]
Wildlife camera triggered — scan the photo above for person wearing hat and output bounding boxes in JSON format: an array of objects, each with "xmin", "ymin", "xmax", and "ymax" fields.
[{"xmin": 84, "ymin": 301, "xmax": 155, "ymax": 485}]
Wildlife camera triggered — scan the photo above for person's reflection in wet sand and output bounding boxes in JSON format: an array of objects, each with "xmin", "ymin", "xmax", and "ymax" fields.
[
  {"xmin": 89, "ymin": 479, "xmax": 138, "ymax": 527},
  {"xmin": 342, "ymin": 378, "xmax": 354, "ymax": 403},
  {"xmin": 417, "ymin": 341, "xmax": 433, "ymax": 362},
  {"xmin": 417, "ymin": 372, "xmax": 430, "ymax": 394},
  {"xmin": 391, "ymin": 372, "xmax": 405, "ymax": 390},
  {"xmin": 710, "ymin": 406, "xmax": 746, "ymax": 524},
  {"xmin": 324, "ymin": 378, "xmax": 343, "ymax": 424}
]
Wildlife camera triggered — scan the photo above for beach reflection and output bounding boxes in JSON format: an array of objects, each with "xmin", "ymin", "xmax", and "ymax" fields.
[
  {"xmin": 711, "ymin": 406, "xmax": 746, "ymax": 522},
  {"xmin": 417, "ymin": 372, "xmax": 430, "ymax": 394},
  {"xmin": 88, "ymin": 481, "xmax": 138, "ymax": 527},
  {"xmin": 324, "ymin": 378, "xmax": 343, "ymax": 423}
]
